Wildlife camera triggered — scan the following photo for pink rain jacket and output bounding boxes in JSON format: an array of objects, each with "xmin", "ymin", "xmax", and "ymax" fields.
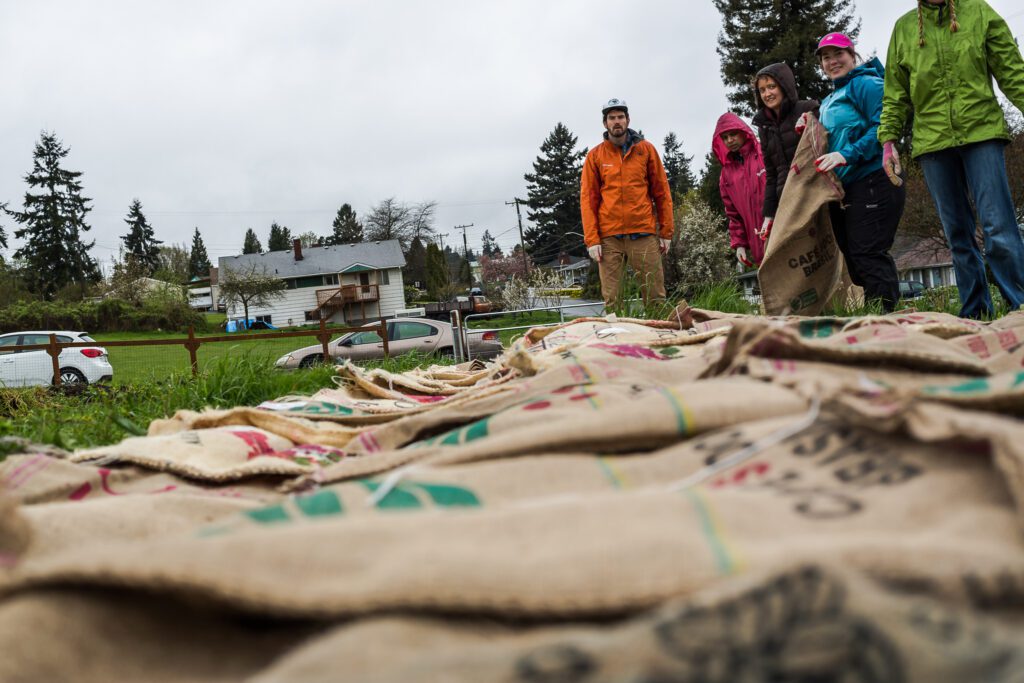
[{"xmin": 714, "ymin": 113, "xmax": 766, "ymax": 265}]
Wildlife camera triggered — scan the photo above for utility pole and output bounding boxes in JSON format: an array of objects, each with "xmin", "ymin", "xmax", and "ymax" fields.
[
  {"xmin": 454, "ymin": 223, "xmax": 473, "ymax": 286},
  {"xmin": 454, "ymin": 223, "xmax": 473, "ymax": 262},
  {"xmin": 505, "ymin": 198, "xmax": 530, "ymax": 273},
  {"xmin": 436, "ymin": 232, "xmax": 449, "ymax": 253}
]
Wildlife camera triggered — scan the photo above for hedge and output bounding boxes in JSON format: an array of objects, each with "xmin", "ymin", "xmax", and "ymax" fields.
[{"xmin": 0, "ymin": 298, "xmax": 207, "ymax": 334}]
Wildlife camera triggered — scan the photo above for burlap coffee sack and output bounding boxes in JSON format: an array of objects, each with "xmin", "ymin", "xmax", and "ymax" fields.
[
  {"xmin": 0, "ymin": 486, "xmax": 30, "ymax": 570},
  {"xmin": 1, "ymin": 453, "xmax": 281, "ymax": 506},
  {"xmin": 0, "ymin": 587, "xmax": 315, "ymax": 683},
  {"xmin": 298, "ymin": 377, "xmax": 807, "ymax": 485},
  {"xmin": 508, "ymin": 340, "xmax": 714, "ymax": 383},
  {"xmin": 945, "ymin": 324, "xmax": 1024, "ymax": 373},
  {"xmin": 250, "ymin": 565, "xmax": 1024, "ymax": 683},
  {"xmin": 506, "ymin": 318, "xmax": 685, "ymax": 356},
  {"xmin": 334, "ymin": 359, "xmax": 514, "ymax": 399},
  {"xmin": 758, "ymin": 115, "xmax": 848, "ymax": 316},
  {"xmin": 706, "ymin": 319, "xmax": 990, "ymax": 378},
  {"xmin": 148, "ymin": 407, "xmax": 363, "ymax": 449},
  {"xmin": 70, "ymin": 426, "xmax": 342, "ymax": 482},
  {"xmin": 10, "ymin": 405, "xmax": 1020, "ymax": 622}
]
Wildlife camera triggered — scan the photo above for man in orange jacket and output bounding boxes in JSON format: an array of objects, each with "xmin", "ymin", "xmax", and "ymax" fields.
[{"xmin": 581, "ymin": 98, "xmax": 674, "ymax": 309}]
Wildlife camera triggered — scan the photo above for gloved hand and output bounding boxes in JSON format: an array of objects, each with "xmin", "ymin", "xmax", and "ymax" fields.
[
  {"xmin": 659, "ymin": 238, "xmax": 671, "ymax": 254},
  {"xmin": 758, "ymin": 217, "xmax": 773, "ymax": 240},
  {"xmin": 815, "ymin": 152, "xmax": 847, "ymax": 173},
  {"xmin": 736, "ymin": 247, "xmax": 753, "ymax": 267},
  {"xmin": 587, "ymin": 244, "xmax": 602, "ymax": 262},
  {"xmin": 795, "ymin": 112, "xmax": 810, "ymax": 135},
  {"xmin": 882, "ymin": 141, "xmax": 904, "ymax": 187}
]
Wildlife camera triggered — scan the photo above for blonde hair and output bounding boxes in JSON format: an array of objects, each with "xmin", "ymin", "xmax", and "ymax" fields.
[{"xmin": 918, "ymin": 0, "xmax": 960, "ymax": 47}]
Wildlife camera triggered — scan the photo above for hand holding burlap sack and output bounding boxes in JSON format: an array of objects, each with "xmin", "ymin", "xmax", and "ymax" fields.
[{"xmin": 758, "ymin": 114, "xmax": 860, "ymax": 315}]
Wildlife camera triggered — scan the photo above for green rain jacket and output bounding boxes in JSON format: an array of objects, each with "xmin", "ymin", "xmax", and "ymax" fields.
[{"xmin": 878, "ymin": 0, "xmax": 1024, "ymax": 157}]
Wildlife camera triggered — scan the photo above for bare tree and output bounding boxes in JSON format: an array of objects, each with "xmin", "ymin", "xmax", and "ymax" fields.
[
  {"xmin": 364, "ymin": 198, "xmax": 437, "ymax": 252},
  {"xmin": 219, "ymin": 264, "xmax": 287, "ymax": 323}
]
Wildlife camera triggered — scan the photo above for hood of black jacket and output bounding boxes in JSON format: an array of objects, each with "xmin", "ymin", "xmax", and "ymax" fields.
[{"xmin": 752, "ymin": 62, "xmax": 800, "ymax": 121}]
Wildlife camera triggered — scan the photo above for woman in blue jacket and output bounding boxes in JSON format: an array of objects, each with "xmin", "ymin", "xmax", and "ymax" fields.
[{"xmin": 814, "ymin": 32, "xmax": 905, "ymax": 312}]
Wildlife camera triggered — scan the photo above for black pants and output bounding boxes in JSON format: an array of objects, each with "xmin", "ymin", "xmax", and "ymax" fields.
[{"xmin": 828, "ymin": 169, "xmax": 905, "ymax": 312}]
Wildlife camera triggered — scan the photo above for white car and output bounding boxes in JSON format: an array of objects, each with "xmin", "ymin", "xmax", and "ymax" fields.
[{"xmin": 0, "ymin": 331, "xmax": 113, "ymax": 387}]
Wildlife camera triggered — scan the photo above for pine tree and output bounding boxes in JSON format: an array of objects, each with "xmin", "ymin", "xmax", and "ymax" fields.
[
  {"xmin": 189, "ymin": 227, "xmax": 211, "ymax": 278},
  {"xmin": 697, "ymin": 151, "xmax": 727, "ymax": 218},
  {"xmin": 328, "ymin": 203, "xmax": 363, "ymax": 244},
  {"xmin": 121, "ymin": 198, "xmax": 162, "ymax": 276},
  {"xmin": 404, "ymin": 236, "xmax": 428, "ymax": 289},
  {"xmin": 663, "ymin": 132, "xmax": 697, "ymax": 200},
  {"xmin": 243, "ymin": 228, "xmax": 262, "ymax": 254},
  {"xmin": 267, "ymin": 222, "xmax": 292, "ymax": 251},
  {"xmin": 523, "ymin": 123, "xmax": 587, "ymax": 263},
  {"xmin": 0, "ymin": 203, "xmax": 8, "ymax": 250},
  {"xmin": 480, "ymin": 229, "xmax": 502, "ymax": 258},
  {"xmin": 9, "ymin": 131, "xmax": 101, "ymax": 299},
  {"xmin": 425, "ymin": 242, "xmax": 449, "ymax": 300},
  {"xmin": 714, "ymin": 0, "xmax": 860, "ymax": 116}
]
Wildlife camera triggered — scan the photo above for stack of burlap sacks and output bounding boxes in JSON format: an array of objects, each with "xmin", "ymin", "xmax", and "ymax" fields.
[{"xmin": 2, "ymin": 308, "xmax": 1024, "ymax": 681}]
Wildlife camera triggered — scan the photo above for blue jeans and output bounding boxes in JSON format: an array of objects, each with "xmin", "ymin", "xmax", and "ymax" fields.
[{"xmin": 919, "ymin": 140, "xmax": 1024, "ymax": 318}]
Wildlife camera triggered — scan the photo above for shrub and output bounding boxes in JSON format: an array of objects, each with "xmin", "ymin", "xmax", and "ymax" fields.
[{"xmin": 0, "ymin": 297, "xmax": 206, "ymax": 334}]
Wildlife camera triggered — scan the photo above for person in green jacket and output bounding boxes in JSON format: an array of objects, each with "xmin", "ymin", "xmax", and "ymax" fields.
[{"xmin": 878, "ymin": 0, "xmax": 1024, "ymax": 318}]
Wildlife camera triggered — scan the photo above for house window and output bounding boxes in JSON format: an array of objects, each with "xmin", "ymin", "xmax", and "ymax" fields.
[
  {"xmin": 380, "ymin": 269, "xmax": 390, "ymax": 285},
  {"xmin": 293, "ymin": 276, "xmax": 325, "ymax": 289},
  {"xmin": 325, "ymin": 274, "xmax": 339, "ymax": 286}
]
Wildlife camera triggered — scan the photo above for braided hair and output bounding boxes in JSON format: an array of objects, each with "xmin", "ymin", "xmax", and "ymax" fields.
[{"xmin": 918, "ymin": 0, "xmax": 961, "ymax": 47}]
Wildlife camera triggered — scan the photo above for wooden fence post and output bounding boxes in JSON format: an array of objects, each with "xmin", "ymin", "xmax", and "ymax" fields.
[
  {"xmin": 48, "ymin": 333, "xmax": 62, "ymax": 387},
  {"xmin": 186, "ymin": 326, "xmax": 199, "ymax": 377},
  {"xmin": 380, "ymin": 320, "xmax": 390, "ymax": 358},
  {"xmin": 319, "ymin": 318, "xmax": 331, "ymax": 365}
]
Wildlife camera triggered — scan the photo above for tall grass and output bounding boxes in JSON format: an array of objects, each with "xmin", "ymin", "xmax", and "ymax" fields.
[{"xmin": 0, "ymin": 349, "xmax": 454, "ymax": 454}]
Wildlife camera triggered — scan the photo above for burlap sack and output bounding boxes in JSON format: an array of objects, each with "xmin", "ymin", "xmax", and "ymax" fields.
[
  {"xmin": 147, "ymin": 407, "xmax": 364, "ymax": 448},
  {"xmin": 706, "ymin": 319, "xmax": 990, "ymax": 378},
  {"xmin": 0, "ymin": 588, "xmax": 314, "ymax": 683},
  {"xmin": 249, "ymin": 565, "xmax": 1024, "ymax": 683},
  {"xmin": 5, "ymin": 406, "xmax": 1022, "ymax": 622},
  {"xmin": 758, "ymin": 115, "xmax": 849, "ymax": 316},
  {"xmin": 1, "ymin": 454, "xmax": 280, "ymax": 506},
  {"xmin": 71, "ymin": 426, "xmax": 339, "ymax": 482},
  {"xmin": 0, "ymin": 485, "xmax": 30, "ymax": 569}
]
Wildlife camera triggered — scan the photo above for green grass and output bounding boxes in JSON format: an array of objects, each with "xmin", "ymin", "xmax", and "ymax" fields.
[{"xmin": 0, "ymin": 349, "xmax": 455, "ymax": 454}]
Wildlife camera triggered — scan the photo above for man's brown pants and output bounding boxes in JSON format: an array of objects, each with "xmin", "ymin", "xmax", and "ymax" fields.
[{"xmin": 598, "ymin": 234, "xmax": 667, "ymax": 309}]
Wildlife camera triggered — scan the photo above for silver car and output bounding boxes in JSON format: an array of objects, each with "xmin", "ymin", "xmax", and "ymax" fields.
[
  {"xmin": 0, "ymin": 330, "xmax": 113, "ymax": 387},
  {"xmin": 275, "ymin": 318, "xmax": 502, "ymax": 368}
]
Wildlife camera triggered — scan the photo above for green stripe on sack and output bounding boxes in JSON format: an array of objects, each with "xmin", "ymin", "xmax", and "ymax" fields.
[{"xmin": 295, "ymin": 490, "xmax": 344, "ymax": 517}]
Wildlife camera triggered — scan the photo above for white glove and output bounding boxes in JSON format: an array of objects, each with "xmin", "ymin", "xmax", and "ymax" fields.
[
  {"xmin": 758, "ymin": 217, "xmax": 773, "ymax": 240},
  {"xmin": 736, "ymin": 247, "xmax": 751, "ymax": 266},
  {"xmin": 659, "ymin": 238, "xmax": 671, "ymax": 254},
  {"xmin": 587, "ymin": 244, "xmax": 602, "ymax": 262},
  {"xmin": 795, "ymin": 112, "xmax": 810, "ymax": 135},
  {"xmin": 815, "ymin": 152, "xmax": 847, "ymax": 173}
]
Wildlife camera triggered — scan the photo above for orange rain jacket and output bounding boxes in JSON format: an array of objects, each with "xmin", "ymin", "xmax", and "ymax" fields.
[{"xmin": 580, "ymin": 129, "xmax": 674, "ymax": 248}]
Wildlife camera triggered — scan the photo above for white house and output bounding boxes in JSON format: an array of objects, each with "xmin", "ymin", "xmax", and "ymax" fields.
[
  {"xmin": 218, "ymin": 239, "xmax": 407, "ymax": 327},
  {"xmin": 186, "ymin": 267, "xmax": 221, "ymax": 312}
]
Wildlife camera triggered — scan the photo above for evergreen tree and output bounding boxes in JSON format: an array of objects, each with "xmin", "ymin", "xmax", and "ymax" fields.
[
  {"xmin": 697, "ymin": 151, "xmax": 727, "ymax": 219},
  {"xmin": 328, "ymin": 203, "xmax": 363, "ymax": 244},
  {"xmin": 0, "ymin": 203, "xmax": 7, "ymax": 250},
  {"xmin": 121, "ymin": 198, "xmax": 162, "ymax": 276},
  {"xmin": 425, "ymin": 242, "xmax": 449, "ymax": 300},
  {"xmin": 189, "ymin": 227, "xmax": 211, "ymax": 278},
  {"xmin": 480, "ymin": 229, "xmax": 501, "ymax": 258},
  {"xmin": 242, "ymin": 228, "xmax": 262, "ymax": 254},
  {"xmin": 523, "ymin": 123, "xmax": 587, "ymax": 263},
  {"xmin": 662, "ymin": 132, "xmax": 697, "ymax": 200},
  {"xmin": 267, "ymin": 221, "xmax": 292, "ymax": 251},
  {"xmin": 8, "ymin": 131, "xmax": 101, "ymax": 299},
  {"xmin": 714, "ymin": 0, "xmax": 860, "ymax": 116},
  {"xmin": 404, "ymin": 236, "xmax": 428, "ymax": 289}
]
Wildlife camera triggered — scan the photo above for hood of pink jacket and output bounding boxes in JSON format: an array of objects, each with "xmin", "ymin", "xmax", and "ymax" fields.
[{"xmin": 713, "ymin": 113, "xmax": 760, "ymax": 166}]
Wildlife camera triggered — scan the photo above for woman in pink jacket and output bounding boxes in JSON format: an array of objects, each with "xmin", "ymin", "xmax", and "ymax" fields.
[{"xmin": 714, "ymin": 113, "xmax": 767, "ymax": 266}]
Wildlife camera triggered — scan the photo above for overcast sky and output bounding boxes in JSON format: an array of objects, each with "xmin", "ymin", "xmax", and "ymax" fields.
[{"xmin": 2, "ymin": 0, "xmax": 1022, "ymax": 272}]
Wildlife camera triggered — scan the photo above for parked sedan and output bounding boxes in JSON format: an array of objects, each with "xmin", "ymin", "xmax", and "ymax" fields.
[
  {"xmin": 0, "ymin": 331, "xmax": 113, "ymax": 387},
  {"xmin": 275, "ymin": 318, "xmax": 502, "ymax": 368}
]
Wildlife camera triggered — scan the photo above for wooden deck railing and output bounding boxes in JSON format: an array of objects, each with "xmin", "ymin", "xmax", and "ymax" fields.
[{"xmin": 315, "ymin": 284, "xmax": 380, "ymax": 309}]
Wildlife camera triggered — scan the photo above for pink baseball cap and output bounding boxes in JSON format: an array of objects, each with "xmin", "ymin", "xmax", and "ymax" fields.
[{"xmin": 815, "ymin": 32, "xmax": 855, "ymax": 55}]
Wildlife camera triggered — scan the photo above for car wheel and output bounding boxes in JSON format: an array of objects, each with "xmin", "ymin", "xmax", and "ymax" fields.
[
  {"xmin": 58, "ymin": 367, "xmax": 87, "ymax": 385},
  {"xmin": 437, "ymin": 347, "xmax": 455, "ymax": 359},
  {"xmin": 299, "ymin": 354, "xmax": 323, "ymax": 368}
]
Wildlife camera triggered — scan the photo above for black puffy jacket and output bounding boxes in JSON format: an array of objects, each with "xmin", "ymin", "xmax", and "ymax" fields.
[{"xmin": 751, "ymin": 63, "xmax": 819, "ymax": 218}]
